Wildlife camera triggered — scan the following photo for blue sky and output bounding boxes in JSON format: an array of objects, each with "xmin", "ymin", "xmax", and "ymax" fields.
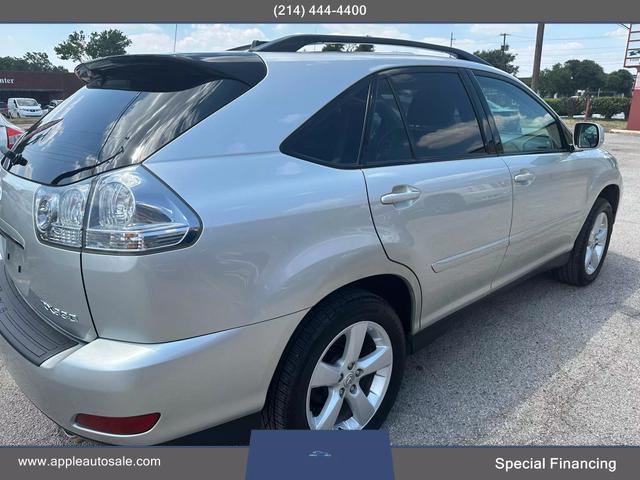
[{"xmin": 0, "ymin": 23, "xmax": 632, "ymax": 77}]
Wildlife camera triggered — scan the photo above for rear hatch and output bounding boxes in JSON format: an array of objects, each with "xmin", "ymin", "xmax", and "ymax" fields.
[
  {"xmin": 0, "ymin": 170, "xmax": 96, "ymax": 341},
  {"xmin": 0, "ymin": 52, "xmax": 266, "ymax": 343}
]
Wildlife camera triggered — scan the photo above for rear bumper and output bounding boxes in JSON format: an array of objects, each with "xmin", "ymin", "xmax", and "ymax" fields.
[{"xmin": 0, "ymin": 306, "xmax": 305, "ymax": 445}]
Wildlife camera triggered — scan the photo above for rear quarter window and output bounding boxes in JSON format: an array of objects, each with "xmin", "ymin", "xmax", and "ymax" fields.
[{"xmin": 280, "ymin": 78, "xmax": 371, "ymax": 167}]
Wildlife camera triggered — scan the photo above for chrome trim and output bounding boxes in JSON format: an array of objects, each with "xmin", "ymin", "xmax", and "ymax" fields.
[{"xmin": 431, "ymin": 237, "xmax": 509, "ymax": 273}]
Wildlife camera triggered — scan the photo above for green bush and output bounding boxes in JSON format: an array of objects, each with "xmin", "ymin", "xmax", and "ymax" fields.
[
  {"xmin": 544, "ymin": 98, "xmax": 562, "ymax": 114},
  {"xmin": 543, "ymin": 97, "xmax": 586, "ymax": 117},
  {"xmin": 590, "ymin": 96, "xmax": 631, "ymax": 119}
]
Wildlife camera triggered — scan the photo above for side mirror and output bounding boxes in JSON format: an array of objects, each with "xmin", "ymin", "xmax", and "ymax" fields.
[{"xmin": 574, "ymin": 122, "xmax": 604, "ymax": 149}]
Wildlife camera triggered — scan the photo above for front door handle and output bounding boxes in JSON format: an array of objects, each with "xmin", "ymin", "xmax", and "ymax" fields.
[
  {"xmin": 513, "ymin": 170, "xmax": 535, "ymax": 185},
  {"xmin": 380, "ymin": 185, "xmax": 421, "ymax": 205}
]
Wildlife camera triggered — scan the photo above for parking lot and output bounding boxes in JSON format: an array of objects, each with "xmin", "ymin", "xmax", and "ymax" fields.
[{"xmin": 0, "ymin": 133, "xmax": 639, "ymax": 446}]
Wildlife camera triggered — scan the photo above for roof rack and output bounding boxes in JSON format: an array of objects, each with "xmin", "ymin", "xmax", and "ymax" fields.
[{"xmin": 227, "ymin": 34, "xmax": 490, "ymax": 66}]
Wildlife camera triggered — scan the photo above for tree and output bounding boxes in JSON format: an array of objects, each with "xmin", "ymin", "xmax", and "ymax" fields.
[
  {"xmin": 539, "ymin": 63, "xmax": 574, "ymax": 97},
  {"xmin": 353, "ymin": 44, "xmax": 374, "ymax": 52},
  {"xmin": 539, "ymin": 60, "xmax": 608, "ymax": 97},
  {"xmin": 86, "ymin": 30, "xmax": 133, "ymax": 59},
  {"xmin": 321, "ymin": 43, "xmax": 375, "ymax": 52},
  {"xmin": 321, "ymin": 43, "xmax": 346, "ymax": 52},
  {"xmin": 0, "ymin": 52, "xmax": 67, "ymax": 72},
  {"xmin": 606, "ymin": 69, "xmax": 635, "ymax": 96},
  {"xmin": 564, "ymin": 59, "xmax": 606, "ymax": 93},
  {"xmin": 473, "ymin": 46, "xmax": 519, "ymax": 75},
  {"xmin": 21, "ymin": 52, "xmax": 67, "ymax": 72},
  {"xmin": 55, "ymin": 29, "xmax": 131, "ymax": 63}
]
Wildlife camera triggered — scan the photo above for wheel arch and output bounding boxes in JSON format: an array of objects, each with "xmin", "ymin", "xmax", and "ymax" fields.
[
  {"xmin": 598, "ymin": 184, "xmax": 620, "ymax": 222},
  {"xmin": 264, "ymin": 271, "xmax": 420, "ymax": 395},
  {"xmin": 261, "ymin": 271, "xmax": 420, "ymax": 424},
  {"xmin": 294, "ymin": 271, "xmax": 420, "ymax": 344}
]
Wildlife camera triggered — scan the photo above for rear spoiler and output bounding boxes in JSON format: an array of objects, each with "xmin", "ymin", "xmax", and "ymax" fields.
[{"xmin": 75, "ymin": 53, "xmax": 266, "ymax": 92}]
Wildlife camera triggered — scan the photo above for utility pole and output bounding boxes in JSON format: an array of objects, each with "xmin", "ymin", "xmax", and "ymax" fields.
[
  {"xmin": 450, "ymin": 32, "xmax": 455, "ymax": 47},
  {"xmin": 173, "ymin": 24, "xmax": 178, "ymax": 53},
  {"xmin": 499, "ymin": 33, "xmax": 510, "ymax": 71},
  {"xmin": 500, "ymin": 32, "xmax": 510, "ymax": 50},
  {"xmin": 531, "ymin": 23, "xmax": 545, "ymax": 94}
]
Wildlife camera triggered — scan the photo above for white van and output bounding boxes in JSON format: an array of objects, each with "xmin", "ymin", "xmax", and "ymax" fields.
[{"xmin": 7, "ymin": 97, "xmax": 43, "ymax": 118}]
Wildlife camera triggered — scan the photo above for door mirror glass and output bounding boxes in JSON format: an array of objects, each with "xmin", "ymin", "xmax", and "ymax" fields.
[{"xmin": 574, "ymin": 122, "xmax": 604, "ymax": 149}]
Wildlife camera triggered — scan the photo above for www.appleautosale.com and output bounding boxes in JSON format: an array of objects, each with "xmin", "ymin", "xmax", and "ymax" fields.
[{"xmin": 495, "ymin": 457, "xmax": 617, "ymax": 473}]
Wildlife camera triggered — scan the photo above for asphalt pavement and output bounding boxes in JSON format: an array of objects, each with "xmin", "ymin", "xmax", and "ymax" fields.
[{"xmin": 1, "ymin": 133, "xmax": 639, "ymax": 446}]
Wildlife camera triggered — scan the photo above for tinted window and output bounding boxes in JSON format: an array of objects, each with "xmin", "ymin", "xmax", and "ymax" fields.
[
  {"xmin": 363, "ymin": 79, "xmax": 412, "ymax": 165},
  {"xmin": 389, "ymin": 72, "xmax": 486, "ymax": 159},
  {"xmin": 477, "ymin": 76, "xmax": 563, "ymax": 154},
  {"xmin": 281, "ymin": 79, "xmax": 370, "ymax": 166},
  {"xmin": 4, "ymin": 79, "xmax": 250, "ymax": 185}
]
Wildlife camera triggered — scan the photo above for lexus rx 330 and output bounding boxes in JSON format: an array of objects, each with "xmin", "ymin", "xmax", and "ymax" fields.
[{"xmin": 0, "ymin": 35, "xmax": 622, "ymax": 444}]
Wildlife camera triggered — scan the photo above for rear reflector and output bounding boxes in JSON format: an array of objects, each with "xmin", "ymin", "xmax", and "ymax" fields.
[
  {"xmin": 6, "ymin": 127, "xmax": 23, "ymax": 149},
  {"xmin": 75, "ymin": 413, "xmax": 161, "ymax": 435}
]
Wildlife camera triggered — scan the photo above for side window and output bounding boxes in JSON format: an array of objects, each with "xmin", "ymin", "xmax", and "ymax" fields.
[
  {"xmin": 280, "ymin": 79, "xmax": 370, "ymax": 166},
  {"xmin": 476, "ymin": 75, "xmax": 564, "ymax": 154},
  {"xmin": 363, "ymin": 79, "xmax": 412, "ymax": 165},
  {"xmin": 388, "ymin": 72, "xmax": 486, "ymax": 159}
]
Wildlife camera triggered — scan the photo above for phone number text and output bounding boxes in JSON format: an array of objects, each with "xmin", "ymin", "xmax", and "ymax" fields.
[{"xmin": 273, "ymin": 4, "xmax": 367, "ymax": 19}]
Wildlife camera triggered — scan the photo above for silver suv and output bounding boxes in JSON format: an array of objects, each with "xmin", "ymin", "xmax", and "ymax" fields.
[{"xmin": 0, "ymin": 35, "xmax": 622, "ymax": 444}]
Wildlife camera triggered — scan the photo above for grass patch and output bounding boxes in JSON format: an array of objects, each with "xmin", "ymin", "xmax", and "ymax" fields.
[
  {"xmin": 10, "ymin": 118, "xmax": 37, "ymax": 127},
  {"xmin": 561, "ymin": 118, "xmax": 628, "ymax": 132}
]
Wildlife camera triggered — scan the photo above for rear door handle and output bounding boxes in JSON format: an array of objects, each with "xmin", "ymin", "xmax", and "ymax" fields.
[
  {"xmin": 380, "ymin": 185, "xmax": 421, "ymax": 205},
  {"xmin": 513, "ymin": 170, "xmax": 535, "ymax": 185}
]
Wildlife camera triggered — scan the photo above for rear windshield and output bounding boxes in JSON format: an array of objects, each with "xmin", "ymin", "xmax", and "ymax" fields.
[{"xmin": 3, "ymin": 79, "xmax": 249, "ymax": 185}]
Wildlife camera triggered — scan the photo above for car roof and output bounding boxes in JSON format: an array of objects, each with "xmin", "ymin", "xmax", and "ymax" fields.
[
  {"xmin": 172, "ymin": 50, "xmax": 506, "ymax": 78},
  {"xmin": 254, "ymin": 51, "xmax": 506, "ymax": 76},
  {"xmin": 145, "ymin": 51, "xmax": 518, "ymax": 165}
]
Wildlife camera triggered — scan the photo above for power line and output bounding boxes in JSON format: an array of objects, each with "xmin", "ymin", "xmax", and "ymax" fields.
[
  {"xmin": 506, "ymin": 35, "xmax": 629, "ymax": 45},
  {"xmin": 518, "ymin": 62, "xmax": 625, "ymax": 67}
]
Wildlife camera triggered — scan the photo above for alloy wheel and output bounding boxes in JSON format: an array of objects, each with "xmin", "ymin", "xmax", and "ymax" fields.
[
  {"xmin": 305, "ymin": 321, "xmax": 393, "ymax": 430},
  {"xmin": 585, "ymin": 211, "xmax": 608, "ymax": 275}
]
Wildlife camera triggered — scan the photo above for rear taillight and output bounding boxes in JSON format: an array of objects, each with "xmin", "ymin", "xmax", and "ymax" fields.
[
  {"xmin": 6, "ymin": 127, "xmax": 23, "ymax": 149},
  {"xmin": 34, "ymin": 166, "xmax": 201, "ymax": 253},
  {"xmin": 75, "ymin": 413, "xmax": 161, "ymax": 435}
]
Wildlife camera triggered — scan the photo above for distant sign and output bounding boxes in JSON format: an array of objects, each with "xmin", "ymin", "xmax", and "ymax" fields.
[{"xmin": 625, "ymin": 25, "xmax": 640, "ymax": 68}]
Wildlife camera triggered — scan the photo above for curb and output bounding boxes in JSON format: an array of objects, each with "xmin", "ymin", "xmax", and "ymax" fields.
[{"xmin": 611, "ymin": 129, "xmax": 640, "ymax": 136}]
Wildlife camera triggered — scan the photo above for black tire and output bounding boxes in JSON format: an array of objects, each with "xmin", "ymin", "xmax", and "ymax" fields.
[
  {"xmin": 556, "ymin": 197, "xmax": 613, "ymax": 286},
  {"xmin": 263, "ymin": 288, "xmax": 406, "ymax": 430}
]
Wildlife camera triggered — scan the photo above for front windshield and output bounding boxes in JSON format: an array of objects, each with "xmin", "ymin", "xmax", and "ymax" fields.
[{"xmin": 16, "ymin": 99, "xmax": 38, "ymax": 107}]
